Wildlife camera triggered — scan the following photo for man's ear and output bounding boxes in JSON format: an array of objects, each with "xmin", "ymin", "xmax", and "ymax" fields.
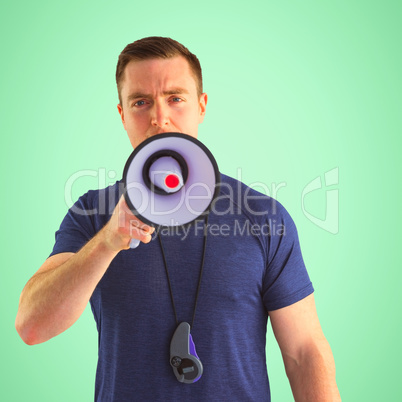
[
  {"xmin": 198, "ymin": 93, "xmax": 208, "ymax": 124},
  {"xmin": 117, "ymin": 104, "xmax": 126, "ymax": 129}
]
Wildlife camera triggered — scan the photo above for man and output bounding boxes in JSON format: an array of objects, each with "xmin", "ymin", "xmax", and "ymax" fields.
[{"xmin": 16, "ymin": 37, "xmax": 340, "ymax": 401}]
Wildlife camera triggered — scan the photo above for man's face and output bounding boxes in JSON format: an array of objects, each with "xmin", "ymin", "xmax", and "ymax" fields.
[{"xmin": 117, "ymin": 56, "xmax": 207, "ymax": 149}]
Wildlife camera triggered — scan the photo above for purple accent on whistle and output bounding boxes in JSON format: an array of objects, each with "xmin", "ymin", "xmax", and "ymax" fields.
[
  {"xmin": 189, "ymin": 334, "xmax": 202, "ymax": 383},
  {"xmin": 189, "ymin": 334, "xmax": 199, "ymax": 359},
  {"xmin": 193, "ymin": 374, "xmax": 202, "ymax": 383}
]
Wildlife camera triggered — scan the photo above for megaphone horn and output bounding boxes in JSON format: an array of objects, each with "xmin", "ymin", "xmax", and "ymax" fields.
[{"xmin": 123, "ymin": 133, "xmax": 221, "ymax": 238}]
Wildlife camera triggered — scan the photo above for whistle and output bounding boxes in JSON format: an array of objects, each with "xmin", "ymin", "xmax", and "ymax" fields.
[{"xmin": 169, "ymin": 322, "xmax": 203, "ymax": 383}]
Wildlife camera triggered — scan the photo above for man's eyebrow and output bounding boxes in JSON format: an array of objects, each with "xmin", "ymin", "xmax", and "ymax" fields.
[
  {"xmin": 126, "ymin": 88, "xmax": 190, "ymax": 102},
  {"xmin": 163, "ymin": 88, "xmax": 189, "ymax": 95}
]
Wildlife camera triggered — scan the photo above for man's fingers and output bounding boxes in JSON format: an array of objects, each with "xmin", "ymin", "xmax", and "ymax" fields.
[
  {"xmin": 129, "ymin": 225, "xmax": 154, "ymax": 244},
  {"xmin": 129, "ymin": 218, "xmax": 155, "ymax": 234},
  {"xmin": 111, "ymin": 194, "xmax": 156, "ymax": 248},
  {"xmin": 116, "ymin": 195, "xmax": 154, "ymax": 234}
]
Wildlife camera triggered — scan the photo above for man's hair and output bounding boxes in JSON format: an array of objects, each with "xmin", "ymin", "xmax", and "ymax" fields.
[{"xmin": 116, "ymin": 36, "xmax": 203, "ymax": 105}]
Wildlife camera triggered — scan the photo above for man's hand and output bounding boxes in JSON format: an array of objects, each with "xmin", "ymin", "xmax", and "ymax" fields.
[{"xmin": 101, "ymin": 195, "xmax": 155, "ymax": 251}]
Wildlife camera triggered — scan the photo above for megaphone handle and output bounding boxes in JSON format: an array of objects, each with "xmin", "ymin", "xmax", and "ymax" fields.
[{"xmin": 129, "ymin": 238, "xmax": 141, "ymax": 249}]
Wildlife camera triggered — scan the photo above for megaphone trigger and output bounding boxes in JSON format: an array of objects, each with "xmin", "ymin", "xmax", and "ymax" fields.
[{"xmin": 129, "ymin": 238, "xmax": 141, "ymax": 249}]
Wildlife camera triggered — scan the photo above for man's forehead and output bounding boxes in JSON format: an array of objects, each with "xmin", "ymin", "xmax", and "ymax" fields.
[{"xmin": 121, "ymin": 57, "xmax": 197, "ymax": 95}]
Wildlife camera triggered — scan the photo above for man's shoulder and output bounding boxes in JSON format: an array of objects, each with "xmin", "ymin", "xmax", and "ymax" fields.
[
  {"xmin": 71, "ymin": 180, "xmax": 123, "ymax": 215},
  {"xmin": 220, "ymin": 173, "xmax": 273, "ymax": 198},
  {"xmin": 218, "ymin": 172, "xmax": 289, "ymax": 222}
]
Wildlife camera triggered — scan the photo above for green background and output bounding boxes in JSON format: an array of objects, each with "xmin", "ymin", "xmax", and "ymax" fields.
[{"xmin": 2, "ymin": 0, "xmax": 400, "ymax": 400}]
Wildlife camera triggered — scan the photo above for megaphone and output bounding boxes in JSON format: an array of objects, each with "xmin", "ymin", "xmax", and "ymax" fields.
[{"xmin": 123, "ymin": 133, "xmax": 220, "ymax": 247}]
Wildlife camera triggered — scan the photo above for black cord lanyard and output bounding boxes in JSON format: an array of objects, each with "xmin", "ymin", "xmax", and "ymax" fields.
[
  {"xmin": 157, "ymin": 213, "xmax": 209, "ymax": 329},
  {"xmin": 158, "ymin": 214, "xmax": 209, "ymax": 384}
]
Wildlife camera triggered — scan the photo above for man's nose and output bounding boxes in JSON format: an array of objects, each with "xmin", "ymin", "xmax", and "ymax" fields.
[{"xmin": 151, "ymin": 102, "xmax": 169, "ymax": 128}]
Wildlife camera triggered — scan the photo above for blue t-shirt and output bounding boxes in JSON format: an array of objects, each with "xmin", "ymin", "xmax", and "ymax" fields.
[{"xmin": 50, "ymin": 173, "xmax": 313, "ymax": 401}]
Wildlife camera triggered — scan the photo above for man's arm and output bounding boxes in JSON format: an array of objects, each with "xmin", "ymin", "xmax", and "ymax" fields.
[
  {"xmin": 15, "ymin": 195, "xmax": 154, "ymax": 345},
  {"xmin": 269, "ymin": 294, "xmax": 341, "ymax": 401}
]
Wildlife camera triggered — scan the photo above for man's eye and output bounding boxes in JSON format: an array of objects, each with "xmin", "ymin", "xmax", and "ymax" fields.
[
  {"xmin": 134, "ymin": 100, "xmax": 146, "ymax": 106},
  {"xmin": 171, "ymin": 97, "xmax": 183, "ymax": 102}
]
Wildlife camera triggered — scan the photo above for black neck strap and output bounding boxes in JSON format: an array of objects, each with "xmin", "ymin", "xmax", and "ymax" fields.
[{"xmin": 158, "ymin": 214, "xmax": 209, "ymax": 329}]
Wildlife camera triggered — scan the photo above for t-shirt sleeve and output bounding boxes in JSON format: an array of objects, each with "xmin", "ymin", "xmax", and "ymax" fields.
[
  {"xmin": 49, "ymin": 193, "xmax": 98, "ymax": 258},
  {"xmin": 262, "ymin": 204, "xmax": 314, "ymax": 311}
]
